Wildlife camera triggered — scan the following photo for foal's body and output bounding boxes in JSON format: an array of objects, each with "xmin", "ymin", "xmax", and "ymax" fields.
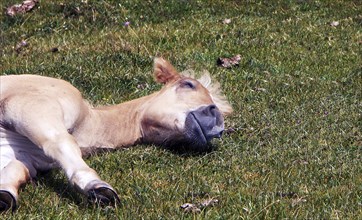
[
  {"xmin": 1, "ymin": 74, "xmax": 143, "ymax": 172},
  {"xmin": 0, "ymin": 58, "xmax": 232, "ymax": 211}
]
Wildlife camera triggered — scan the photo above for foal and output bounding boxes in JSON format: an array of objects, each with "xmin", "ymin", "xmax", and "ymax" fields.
[{"xmin": 0, "ymin": 58, "xmax": 232, "ymax": 211}]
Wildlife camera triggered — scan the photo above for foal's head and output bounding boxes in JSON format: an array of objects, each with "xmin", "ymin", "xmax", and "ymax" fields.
[{"xmin": 141, "ymin": 58, "xmax": 232, "ymax": 152}]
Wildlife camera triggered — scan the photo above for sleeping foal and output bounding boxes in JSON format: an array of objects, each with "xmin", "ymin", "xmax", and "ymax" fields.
[{"xmin": 0, "ymin": 58, "xmax": 232, "ymax": 211}]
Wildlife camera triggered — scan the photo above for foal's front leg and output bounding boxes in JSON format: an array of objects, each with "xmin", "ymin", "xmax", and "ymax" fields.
[
  {"xmin": 15, "ymin": 117, "xmax": 119, "ymax": 204},
  {"xmin": 6, "ymin": 97, "xmax": 119, "ymax": 206},
  {"xmin": 38, "ymin": 131, "xmax": 120, "ymax": 205}
]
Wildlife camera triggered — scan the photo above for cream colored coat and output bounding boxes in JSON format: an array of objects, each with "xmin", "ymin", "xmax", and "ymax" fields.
[{"xmin": 0, "ymin": 58, "xmax": 232, "ymax": 210}]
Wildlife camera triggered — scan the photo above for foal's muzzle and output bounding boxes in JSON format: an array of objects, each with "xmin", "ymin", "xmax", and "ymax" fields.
[{"xmin": 184, "ymin": 105, "xmax": 224, "ymax": 150}]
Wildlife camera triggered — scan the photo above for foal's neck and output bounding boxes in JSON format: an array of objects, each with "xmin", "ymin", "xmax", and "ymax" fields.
[{"xmin": 74, "ymin": 94, "xmax": 156, "ymax": 150}]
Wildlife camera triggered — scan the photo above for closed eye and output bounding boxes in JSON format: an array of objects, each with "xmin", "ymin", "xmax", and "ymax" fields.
[{"xmin": 180, "ymin": 80, "xmax": 195, "ymax": 89}]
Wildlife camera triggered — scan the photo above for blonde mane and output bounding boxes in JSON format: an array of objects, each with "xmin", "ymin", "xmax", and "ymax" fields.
[{"xmin": 181, "ymin": 69, "xmax": 233, "ymax": 115}]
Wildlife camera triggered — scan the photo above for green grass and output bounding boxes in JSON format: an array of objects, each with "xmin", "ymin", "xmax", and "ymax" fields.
[{"xmin": 1, "ymin": 0, "xmax": 361, "ymax": 219}]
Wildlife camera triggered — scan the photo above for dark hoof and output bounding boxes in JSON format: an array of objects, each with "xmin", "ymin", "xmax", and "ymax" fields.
[
  {"xmin": 0, "ymin": 190, "xmax": 17, "ymax": 212},
  {"xmin": 87, "ymin": 187, "xmax": 120, "ymax": 206}
]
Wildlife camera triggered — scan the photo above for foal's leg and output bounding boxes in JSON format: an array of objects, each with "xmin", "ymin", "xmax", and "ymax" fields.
[
  {"xmin": 0, "ymin": 160, "xmax": 30, "ymax": 211},
  {"xmin": 7, "ymin": 98, "xmax": 119, "ymax": 205},
  {"xmin": 37, "ymin": 131, "xmax": 120, "ymax": 205}
]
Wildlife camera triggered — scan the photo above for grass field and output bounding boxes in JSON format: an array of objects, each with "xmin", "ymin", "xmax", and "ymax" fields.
[{"xmin": 1, "ymin": 0, "xmax": 361, "ymax": 219}]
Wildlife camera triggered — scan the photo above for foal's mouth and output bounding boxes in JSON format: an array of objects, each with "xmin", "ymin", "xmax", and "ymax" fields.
[{"xmin": 189, "ymin": 112, "xmax": 208, "ymax": 144}]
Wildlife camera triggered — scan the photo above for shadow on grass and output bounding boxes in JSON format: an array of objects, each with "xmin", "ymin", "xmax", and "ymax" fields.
[{"xmin": 162, "ymin": 142, "xmax": 220, "ymax": 158}]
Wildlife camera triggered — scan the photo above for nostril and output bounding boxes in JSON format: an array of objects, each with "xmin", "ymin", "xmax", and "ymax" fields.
[
  {"xmin": 209, "ymin": 104, "xmax": 216, "ymax": 110},
  {"xmin": 207, "ymin": 104, "xmax": 217, "ymax": 116}
]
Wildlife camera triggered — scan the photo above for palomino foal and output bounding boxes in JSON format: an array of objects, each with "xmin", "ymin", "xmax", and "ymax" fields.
[{"xmin": 0, "ymin": 58, "xmax": 232, "ymax": 211}]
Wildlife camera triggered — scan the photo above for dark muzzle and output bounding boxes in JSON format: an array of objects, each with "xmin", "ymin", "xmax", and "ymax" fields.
[{"xmin": 184, "ymin": 104, "xmax": 224, "ymax": 150}]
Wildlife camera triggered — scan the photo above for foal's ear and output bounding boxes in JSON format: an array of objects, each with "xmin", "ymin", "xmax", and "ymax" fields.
[{"xmin": 153, "ymin": 57, "xmax": 180, "ymax": 84}]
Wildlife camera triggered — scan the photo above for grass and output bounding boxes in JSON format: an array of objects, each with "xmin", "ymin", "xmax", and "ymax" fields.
[{"xmin": 1, "ymin": 0, "xmax": 361, "ymax": 219}]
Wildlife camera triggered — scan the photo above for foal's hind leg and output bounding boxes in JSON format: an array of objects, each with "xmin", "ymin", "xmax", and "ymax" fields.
[{"xmin": 0, "ymin": 160, "xmax": 30, "ymax": 212}]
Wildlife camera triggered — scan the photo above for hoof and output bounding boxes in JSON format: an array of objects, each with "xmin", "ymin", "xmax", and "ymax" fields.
[
  {"xmin": 0, "ymin": 190, "xmax": 17, "ymax": 212},
  {"xmin": 86, "ymin": 181, "xmax": 120, "ymax": 206}
]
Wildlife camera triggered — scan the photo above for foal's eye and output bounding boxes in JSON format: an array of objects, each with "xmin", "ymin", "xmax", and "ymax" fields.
[{"xmin": 180, "ymin": 80, "xmax": 195, "ymax": 89}]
